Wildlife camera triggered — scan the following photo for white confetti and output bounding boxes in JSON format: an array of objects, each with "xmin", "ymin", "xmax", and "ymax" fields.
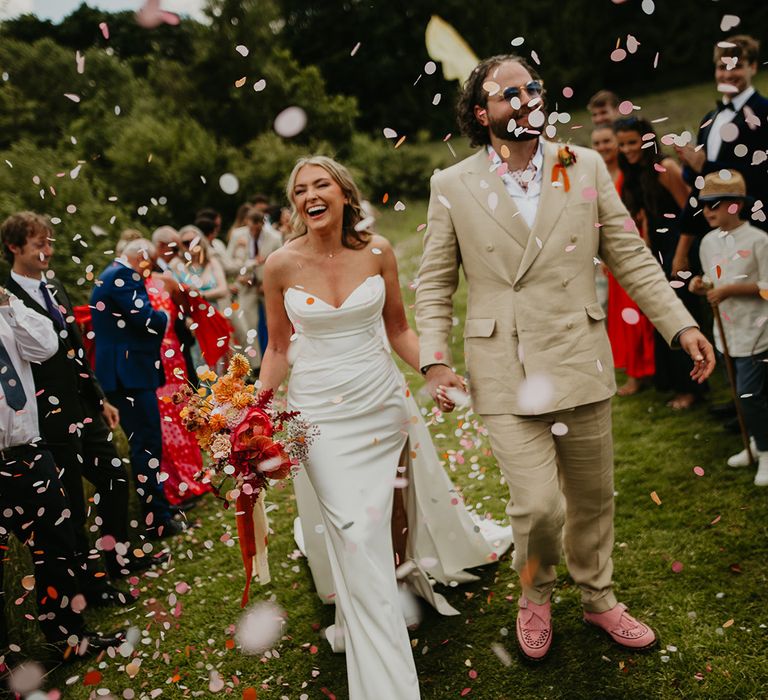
[
  {"xmin": 274, "ymin": 106, "xmax": 307, "ymax": 137},
  {"xmin": 219, "ymin": 173, "xmax": 240, "ymax": 195}
]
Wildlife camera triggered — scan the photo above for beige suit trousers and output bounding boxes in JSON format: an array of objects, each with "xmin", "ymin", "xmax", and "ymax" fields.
[{"xmin": 482, "ymin": 399, "xmax": 618, "ymax": 613}]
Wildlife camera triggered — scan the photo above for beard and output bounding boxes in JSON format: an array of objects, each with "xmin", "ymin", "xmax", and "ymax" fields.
[{"xmin": 488, "ymin": 110, "xmax": 542, "ymax": 142}]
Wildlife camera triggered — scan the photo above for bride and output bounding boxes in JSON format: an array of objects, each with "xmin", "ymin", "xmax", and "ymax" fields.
[{"xmin": 258, "ymin": 155, "xmax": 511, "ymax": 699}]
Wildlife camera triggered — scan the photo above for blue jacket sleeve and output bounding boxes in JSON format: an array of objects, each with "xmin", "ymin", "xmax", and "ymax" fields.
[{"xmin": 108, "ymin": 268, "xmax": 167, "ymax": 335}]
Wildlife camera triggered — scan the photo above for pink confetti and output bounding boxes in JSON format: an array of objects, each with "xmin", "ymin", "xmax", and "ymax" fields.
[
  {"xmin": 99, "ymin": 22, "xmax": 109, "ymax": 39},
  {"xmin": 693, "ymin": 466, "xmax": 705, "ymax": 477},
  {"xmin": 610, "ymin": 48, "xmax": 627, "ymax": 63},
  {"xmin": 618, "ymin": 100, "xmax": 634, "ymax": 115},
  {"xmin": 582, "ymin": 186, "xmax": 598, "ymax": 201},
  {"xmin": 621, "ymin": 308, "xmax": 640, "ymax": 325},
  {"xmin": 671, "ymin": 561, "xmax": 684, "ymax": 573},
  {"xmin": 562, "ymin": 87, "xmax": 573, "ymax": 98}
]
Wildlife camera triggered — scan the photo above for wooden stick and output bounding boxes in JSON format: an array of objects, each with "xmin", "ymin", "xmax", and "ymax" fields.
[{"xmin": 712, "ymin": 302, "xmax": 754, "ymax": 465}]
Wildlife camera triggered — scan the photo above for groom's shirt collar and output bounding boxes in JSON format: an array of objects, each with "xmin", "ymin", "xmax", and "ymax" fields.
[{"xmin": 487, "ymin": 140, "xmax": 543, "ymax": 229}]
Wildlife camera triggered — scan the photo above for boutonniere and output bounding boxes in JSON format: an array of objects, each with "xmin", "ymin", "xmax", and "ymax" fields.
[{"xmin": 551, "ymin": 145, "xmax": 577, "ymax": 192}]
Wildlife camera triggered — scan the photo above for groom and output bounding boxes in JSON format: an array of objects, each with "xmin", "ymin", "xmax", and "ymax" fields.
[{"xmin": 415, "ymin": 55, "xmax": 715, "ymax": 660}]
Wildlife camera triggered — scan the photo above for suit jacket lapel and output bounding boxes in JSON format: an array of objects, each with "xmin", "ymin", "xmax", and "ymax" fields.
[
  {"xmin": 514, "ymin": 141, "xmax": 568, "ymax": 284},
  {"xmin": 459, "ymin": 150, "xmax": 530, "ymax": 250}
]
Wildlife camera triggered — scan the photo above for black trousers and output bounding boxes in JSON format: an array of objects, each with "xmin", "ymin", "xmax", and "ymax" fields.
[
  {"xmin": 0, "ymin": 445, "xmax": 86, "ymax": 645},
  {"xmin": 106, "ymin": 388, "xmax": 172, "ymax": 526},
  {"xmin": 43, "ymin": 411, "xmax": 130, "ymax": 593}
]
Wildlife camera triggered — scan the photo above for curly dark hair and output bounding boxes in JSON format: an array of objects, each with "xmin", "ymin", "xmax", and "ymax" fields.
[
  {"xmin": 456, "ymin": 54, "xmax": 544, "ymax": 148},
  {"xmin": 0, "ymin": 211, "xmax": 53, "ymax": 264},
  {"xmin": 613, "ymin": 117, "xmax": 666, "ymax": 221}
]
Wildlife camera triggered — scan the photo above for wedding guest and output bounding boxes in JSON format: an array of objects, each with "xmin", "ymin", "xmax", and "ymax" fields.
[
  {"xmin": 689, "ymin": 170, "xmax": 768, "ymax": 485},
  {"xmin": 195, "ymin": 215, "xmax": 235, "ymax": 295},
  {"xmin": 151, "ymin": 226, "xmax": 181, "ymax": 271},
  {"xmin": 230, "ymin": 211, "xmax": 282, "ymax": 370},
  {"xmin": 152, "ymin": 225, "xmax": 196, "ymax": 385},
  {"xmin": 0, "ymin": 283, "xmax": 125, "ymax": 657},
  {"xmin": 90, "ymin": 239, "xmax": 184, "ymax": 539},
  {"xmin": 590, "ymin": 126, "xmax": 655, "ymax": 396},
  {"xmin": 674, "ymin": 34, "xmax": 768, "ymax": 258},
  {"xmin": 274, "ymin": 206, "xmax": 293, "ymax": 243},
  {"xmin": 1, "ymin": 213, "xmax": 166, "ymax": 590},
  {"xmin": 115, "ymin": 228, "xmax": 143, "ymax": 256},
  {"xmin": 226, "ymin": 203, "xmax": 252, "ymax": 246},
  {"xmin": 146, "ymin": 262, "xmax": 210, "ymax": 506},
  {"xmin": 615, "ymin": 116, "xmax": 703, "ymax": 410},
  {"xmin": 588, "ymin": 90, "xmax": 620, "ymax": 125}
]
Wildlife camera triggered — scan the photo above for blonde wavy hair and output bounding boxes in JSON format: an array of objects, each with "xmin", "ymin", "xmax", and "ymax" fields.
[{"xmin": 285, "ymin": 155, "xmax": 373, "ymax": 250}]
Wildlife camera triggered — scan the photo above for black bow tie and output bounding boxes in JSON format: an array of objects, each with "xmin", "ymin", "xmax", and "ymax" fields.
[{"xmin": 716, "ymin": 100, "xmax": 736, "ymax": 113}]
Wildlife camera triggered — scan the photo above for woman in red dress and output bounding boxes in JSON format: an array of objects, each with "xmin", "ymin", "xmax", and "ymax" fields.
[
  {"xmin": 591, "ymin": 124, "xmax": 655, "ymax": 395},
  {"xmin": 146, "ymin": 271, "xmax": 211, "ymax": 505}
]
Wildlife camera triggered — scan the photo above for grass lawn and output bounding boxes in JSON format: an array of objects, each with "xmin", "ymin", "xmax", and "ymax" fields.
[
  {"xmin": 4, "ymin": 195, "xmax": 767, "ymax": 699},
  {"xmin": 4, "ymin": 73, "xmax": 768, "ymax": 698}
]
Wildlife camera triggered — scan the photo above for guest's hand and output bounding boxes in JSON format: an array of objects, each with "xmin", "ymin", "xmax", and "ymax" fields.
[
  {"xmin": 102, "ymin": 400, "xmax": 120, "ymax": 429},
  {"xmin": 706, "ymin": 286, "xmax": 730, "ymax": 306},
  {"xmin": 688, "ymin": 276, "xmax": 707, "ymax": 295},
  {"xmin": 0, "ymin": 286, "xmax": 11, "ymax": 306},
  {"xmin": 678, "ymin": 328, "xmax": 715, "ymax": 383},
  {"xmin": 674, "ymin": 143, "xmax": 706, "ymax": 174},
  {"xmin": 671, "ymin": 252, "xmax": 689, "ymax": 278}
]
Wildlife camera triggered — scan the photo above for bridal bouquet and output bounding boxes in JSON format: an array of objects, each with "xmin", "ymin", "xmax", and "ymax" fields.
[{"xmin": 172, "ymin": 354, "xmax": 317, "ymax": 606}]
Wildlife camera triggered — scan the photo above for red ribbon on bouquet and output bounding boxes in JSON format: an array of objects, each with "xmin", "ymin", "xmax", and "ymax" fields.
[{"xmin": 230, "ymin": 408, "xmax": 293, "ymax": 607}]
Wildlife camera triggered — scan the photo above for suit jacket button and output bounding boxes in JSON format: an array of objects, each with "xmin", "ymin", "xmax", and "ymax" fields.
[
  {"xmin": 486, "ymin": 244, "xmax": 494, "ymax": 251},
  {"xmin": 513, "ymin": 283, "xmax": 522, "ymax": 292},
  {"xmin": 567, "ymin": 321, "xmax": 574, "ymax": 329},
  {"xmin": 570, "ymin": 235, "xmax": 577, "ymax": 242},
  {"xmin": 562, "ymin": 279, "xmax": 569, "ymax": 287}
]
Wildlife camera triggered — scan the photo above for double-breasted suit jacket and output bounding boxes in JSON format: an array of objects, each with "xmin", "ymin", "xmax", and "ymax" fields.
[{"xmin": 416, "ymin": 141, "xmax": 696, "ymax": 416}]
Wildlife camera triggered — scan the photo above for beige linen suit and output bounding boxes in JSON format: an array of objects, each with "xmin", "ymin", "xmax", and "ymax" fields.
[{"xmin": 415, "ymin": 141, "xmax": 695, "ymax": 611}]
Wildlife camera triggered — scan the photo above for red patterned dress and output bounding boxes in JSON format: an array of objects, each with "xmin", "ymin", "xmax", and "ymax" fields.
[
  {"xmin": 147, "ymin": 274, "xmax": 210, "ymax": 505},
  {"xmin": 605, "ymin": 172, "xmax": 655, "ymax": 380}
]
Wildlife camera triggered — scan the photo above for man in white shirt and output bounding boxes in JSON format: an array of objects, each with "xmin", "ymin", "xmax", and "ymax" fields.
[{"xmin": 0, "ymin": 285, "xmax": 124, "ymax": 660}]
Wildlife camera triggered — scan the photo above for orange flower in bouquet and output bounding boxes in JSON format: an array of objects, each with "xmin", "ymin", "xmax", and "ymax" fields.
[{"xmin": 172, "ymin": 354, "xmax": 317, "ymax": 605}]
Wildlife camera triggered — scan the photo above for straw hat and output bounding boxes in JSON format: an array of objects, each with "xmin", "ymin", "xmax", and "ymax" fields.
[{"xmin": 699, "ymin": 170, "xmax": 748, "ymax": 201}]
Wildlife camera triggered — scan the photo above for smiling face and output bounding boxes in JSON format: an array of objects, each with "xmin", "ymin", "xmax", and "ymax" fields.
[
  {"xmin": 616, "ymin": 128, "xmax": 643, "ymax": 165},
  {"xmin": 9, "ymin": 228, "xmax": 53, "ymax": 277},
  {"xmin": 715, "ymin": 56, "xmax": 756, "ymax": 97},
  {"xmin": 591, "ymin": 127, "xmax": 619, "ymax": 164},
  {"xmin": 703, "ymin": 199, "xmax": 744, "ymax": 229},
  {"xmin": 475, "ymin": 60, "xmax": 543, "ymax": 142},
  {"xmin": 291, "ymin": 164, "xmax": 347, "ymax": 233}
]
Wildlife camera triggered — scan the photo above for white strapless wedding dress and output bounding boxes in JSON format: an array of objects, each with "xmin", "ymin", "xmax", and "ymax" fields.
[{"xmin": 284, "ymin": 274, "xmax": 512, "ymax": 700}]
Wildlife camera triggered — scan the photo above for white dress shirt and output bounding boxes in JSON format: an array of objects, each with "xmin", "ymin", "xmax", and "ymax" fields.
[
  {"xmin": 488, "ymin": 141, "xmax": 544, "ymax": 230},
  {"xmin": 10, "ymin": 270, "xmax": 47, "ymax": 307},
  {"xmin": 706, "ymin": 86, "xmax": 755, "ymax": 162},
  {"xmin": 700, "ymin": 221, "xmax": 768, "ymax": 357},
  {"xmin": 0, "ymin": 298, "xmax": 59, "ymax": 450}
]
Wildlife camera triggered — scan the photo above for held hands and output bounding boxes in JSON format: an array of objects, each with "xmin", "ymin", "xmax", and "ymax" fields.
[
  {"xmin": 425, "ymin": 364, "xmax": 467, "ymax": 413},
  {"xmin": 678, "ymin": 328, "xmax": 716, "ymax": 384},
  {"xmin": 706, "ymin": 286, "xmax": 731, "ymax": 306}
]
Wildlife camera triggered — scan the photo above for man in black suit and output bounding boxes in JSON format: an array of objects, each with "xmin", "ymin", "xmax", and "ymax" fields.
[
  {"xmin": 0, "ymin": 282, "xmax": 125, "ymax": 666},
  {"xmin": 673, "ymin": 34, "xmax": 768, "ymax": 276},
  {"xmin": 1, "ymin": 213, "xmax": 168, "ymax": 601}
]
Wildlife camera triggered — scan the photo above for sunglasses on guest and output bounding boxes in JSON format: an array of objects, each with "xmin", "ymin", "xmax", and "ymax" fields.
[
  {"xmin": 702, "ymin": 199, "xmax": 742, "ymax": 210},
  {"xmin": 502, "ymin": 80, "xmax": 544, "ymax": 101}
]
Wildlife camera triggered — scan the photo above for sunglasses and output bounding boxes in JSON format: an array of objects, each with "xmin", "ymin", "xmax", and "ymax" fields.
[
  {"xmin": 502, "ymin": 80, "xmax": 544, "ymax": 101},
  {"xmin": 702, "ymin": 199, "xmax": 742, "ymax": 210}
]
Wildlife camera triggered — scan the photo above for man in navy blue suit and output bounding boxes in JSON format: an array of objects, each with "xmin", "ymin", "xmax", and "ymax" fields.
[
  {"xmin": 90, "ymin": 239, "xmax": 183, "ymax": 539},
  {"xmin": 673, "ymin": 34, "xmax": 768, "ymax": 277}
]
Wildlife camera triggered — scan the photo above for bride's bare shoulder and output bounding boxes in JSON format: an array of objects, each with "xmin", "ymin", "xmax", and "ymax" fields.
[{"xmin": 264, "ymin": 243, "xmax": 299, "ymax": 279}]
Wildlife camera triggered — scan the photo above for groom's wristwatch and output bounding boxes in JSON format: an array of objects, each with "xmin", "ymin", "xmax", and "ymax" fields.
[{"xmin": 420, "ymin": 363, "xmax": 448, "ymax": 376}]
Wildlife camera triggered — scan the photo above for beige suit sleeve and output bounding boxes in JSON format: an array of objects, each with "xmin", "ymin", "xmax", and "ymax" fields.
[
  {"xmin": 595, "ymin": 155, "xmax": 696, "ymax": 345},
  {"xmin": 415, "ymin": 174, "xmax": 461, "ymax": 369}
]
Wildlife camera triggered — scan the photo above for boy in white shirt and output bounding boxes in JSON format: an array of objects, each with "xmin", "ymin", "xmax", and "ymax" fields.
[{"xmin": 689, "ymin": 170, "xmax": 768, "ymax": 485}]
